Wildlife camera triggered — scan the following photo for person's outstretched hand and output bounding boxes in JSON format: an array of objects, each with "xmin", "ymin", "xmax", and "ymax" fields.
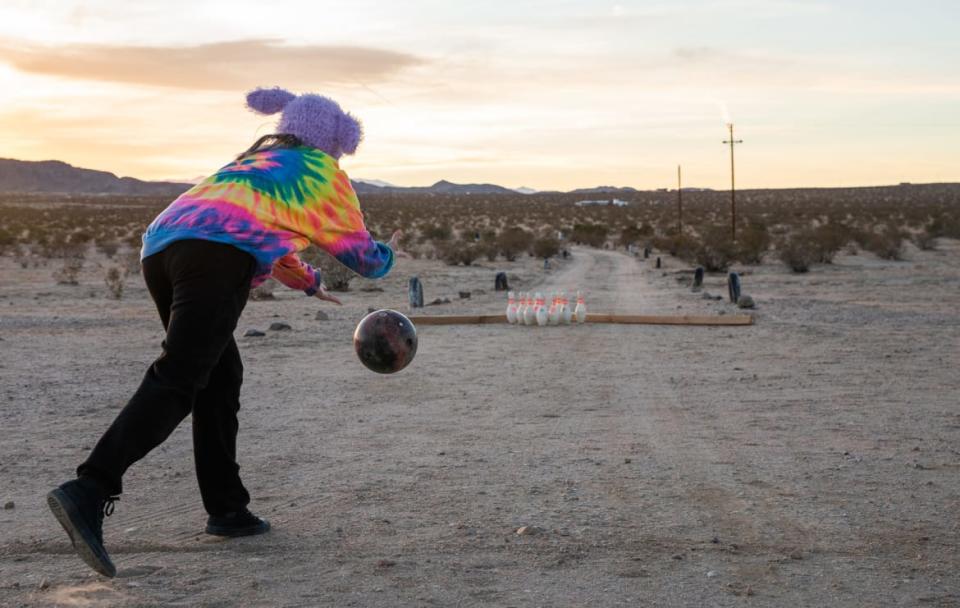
[
  {"xmin": 314, "ymin": 282, "xmax": 342, "ymax": 305},
  {"xmin": 387, "ymin": 230, "xmax": 410, "ymax": 259}
]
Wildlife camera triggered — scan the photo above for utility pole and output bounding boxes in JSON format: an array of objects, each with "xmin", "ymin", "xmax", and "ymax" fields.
[
  {"xmin": 677, "ymin": 165, "xmax": 683, "ymax": 234},
  {"xmin": 722, "ymin": 123, "xmax": 743, "ymax": 242}
]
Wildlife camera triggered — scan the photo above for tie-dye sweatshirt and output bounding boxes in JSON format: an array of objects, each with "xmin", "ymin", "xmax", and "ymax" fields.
[{"xmin": 141, "ymin": 146, "xmax": 393, "ymax": 295}]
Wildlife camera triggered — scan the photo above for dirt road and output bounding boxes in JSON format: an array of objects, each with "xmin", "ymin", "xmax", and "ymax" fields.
[{"xmin": 1, "ymin": 245, "xmax": 958, "ymax": 607}]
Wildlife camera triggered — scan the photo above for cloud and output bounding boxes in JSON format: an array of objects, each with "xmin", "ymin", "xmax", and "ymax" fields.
[{"xmin": 0, "ymin": 38, "xmax": 424, "ymax": 90}]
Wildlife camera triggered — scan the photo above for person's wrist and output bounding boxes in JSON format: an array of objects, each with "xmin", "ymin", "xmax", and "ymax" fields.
[{"xmin": 304, "ymin": 268, "xmax": 323, "ymax": 296}]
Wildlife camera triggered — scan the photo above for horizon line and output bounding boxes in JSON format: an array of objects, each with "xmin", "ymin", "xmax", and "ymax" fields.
[{"xmin": 1, "ymin": 155, "xmax": 957, "ymax": 194}]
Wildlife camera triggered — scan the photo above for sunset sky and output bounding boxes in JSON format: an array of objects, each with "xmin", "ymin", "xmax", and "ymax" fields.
[{"xmin": 0, "ymin": 1, "xmax": 957, "ymax": 190}]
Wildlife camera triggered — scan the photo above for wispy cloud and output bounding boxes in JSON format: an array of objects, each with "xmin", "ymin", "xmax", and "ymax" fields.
[{"xmin": 0, "ymin": 38, "xmax": 424, "ymax": 90}]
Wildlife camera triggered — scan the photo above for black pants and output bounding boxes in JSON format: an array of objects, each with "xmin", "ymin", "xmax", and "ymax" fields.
[{"xmin": 78, "ymin": 239, "xmax": 257, "ymax": 516}]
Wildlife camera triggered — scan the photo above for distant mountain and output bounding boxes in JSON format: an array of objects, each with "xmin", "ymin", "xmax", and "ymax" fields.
[
  {"xmin": 427, "ymin": 179, "xmax": 516, "ymax": 194},
  {"xmin": 0, "ymin": 157, "xmax": 650, "ymax": 197},
  {"xmin": 351, "ymin": 179, "xmax": 519, "ymax": 195},
  {"xmin": 354, "ymin": 178, "xmax": 397, "ymax": 189},
  {"xmin": 0, "ymin": 158, "xmax": 192, "ymax": 195},
  {"xmin": 568, "ymin": 185, "xmax": 639, "ymax": 195}
]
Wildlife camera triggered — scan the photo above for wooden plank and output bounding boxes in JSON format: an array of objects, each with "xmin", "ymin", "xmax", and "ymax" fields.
[
  {"xmin": 408, "ymin": 315, "xmax": 507, "ymax": 326},
  {"xmin": 585, "ymin": 314, "xmax": 753, "ymax": 326},
  {"xmin": 407, "ymin": 314, "xmax": 753, "ymax": 326}
]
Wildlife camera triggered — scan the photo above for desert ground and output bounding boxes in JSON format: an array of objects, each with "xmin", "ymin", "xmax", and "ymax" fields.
[{"xmin": 1, "ymin": 240, "xmax": 958, "ymax": 607}]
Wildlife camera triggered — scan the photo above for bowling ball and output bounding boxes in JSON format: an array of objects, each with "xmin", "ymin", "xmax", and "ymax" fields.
[{"xmin": 353, "ymin": 309, "xmax": 418, "ymax": 374}]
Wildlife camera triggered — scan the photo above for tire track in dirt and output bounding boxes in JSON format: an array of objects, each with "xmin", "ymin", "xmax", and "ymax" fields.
[{"xmin": 538, "ymin": 249, "xmax": 815, "ymax": 576}]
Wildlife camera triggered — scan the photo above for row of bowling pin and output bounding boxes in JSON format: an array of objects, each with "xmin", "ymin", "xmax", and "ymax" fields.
[{"xmin": 506, "ymin": 291, "xmax": 587, "ymax": 325}]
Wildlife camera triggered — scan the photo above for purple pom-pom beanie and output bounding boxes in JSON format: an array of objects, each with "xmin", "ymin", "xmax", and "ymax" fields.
[{"xmin": 245, "ymin": 87, "xmax": 363, "ymax": 159}]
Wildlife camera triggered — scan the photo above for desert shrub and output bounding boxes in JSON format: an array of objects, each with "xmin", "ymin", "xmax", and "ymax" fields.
[
  {"xmin": 687, "ymin": 225, "xmax": 736, "ymax": 272},
  {"xmin": 96, "ymin": 239, "xmax": 120, "ymax": 259},
  {"xmin": 122, "ymin": 251, "xmax": 142, "ymax": 276},
  {"xmin": 104, "ymin": 266, "xmax": 127, "ymax": 299},
  {"xmin": 43, "ymin": 240, "xmax": 87, "ymax": 260},
  {"xmin": 421, "ymin": 224, "xmax": 452, "ymax": 243},
  {"xmin": 651, "ymin": 232, "xmax": 694, "ymax": 258},
  {"xmin": 778, "ymin": 224, "xmax": 851, "ymax": 266},
  {"xmin": 862, "ymin": 229, "xmax": 905, "ymax": 260},
  {"xmin": 478, "ymin": 241, "xmax": 499, "ymax": 262},
  {"xmin": 532, "ymin": 236, "xmax": 560, "ymax": 260},
  {"xmin": 474, "ymin": 229, "xmax": 500, "ymax": 261},
  {"xmin": 737, "ymin": 220, "xmax": 771, "ymax": 264},
  {"xmin": 927, "ymin": 214, "xmax": 960, "ymax": 240},
  {"xmin": 570, "ymin": 223, "xmax": 609, "ymax": 248},
  {"xmin": 70, "ymin": 230, "xmax": 94, "ymax": 245},
  {"xmin": 497, "ymin": 227, "xmax": 534, "ymax": 261},
  {"xmin": 0, "ymin": 226, "xmax": 14, "ymax": 252},
  {"xmin": 774, "ymin": 223, "xmax": 853, "ymax": 272},
  {"xmin": 777, "ymin": 234, "xmax": 817, "ymax": 273},
  {"xmin": 438, "ymin": 239, "xmax": 480, "ymax": 266},
  {"xmin": 618, "ymin": 225, "xmax": 646, "ymax": 249},
  {"xmin": 300, "ymin": 246, "xmax": 356, "ymax": 291},
  {"xmin": 809, "ymin": 223, "xmax": 855, "ymax": 263},
  {"xmin": 913, "ymin": 227, "xmax": 938, "ymax": 251},
  {"xmin": 54, "ymin": 258, "xmax": 83, "ymax": 285}
]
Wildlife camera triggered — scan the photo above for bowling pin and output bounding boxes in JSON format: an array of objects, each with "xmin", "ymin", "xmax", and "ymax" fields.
[
  {"xmin": 523, "ymin": 292, "xmax": 536, "ymax": 325},
  {"xmin": 574, "ymin": 290, "xmax": 587, "ymax": 324},
  {"xmin": 561, "ymin": 293, "xmax": 573, "ymax": 325},
  {"xmin": 547, "ymin": 294, "xmax": 559, "ymax": 325},
  {"xmin": 551, "ymin": 294, "xmax": 562, "ymax": 325},
  {"xmin": 535, "ymin": 293, "xmax": 549, "ymax": 326},
  {"xmin": 506, "ymin": 291, "xmax": 518, "ymax": 324}
]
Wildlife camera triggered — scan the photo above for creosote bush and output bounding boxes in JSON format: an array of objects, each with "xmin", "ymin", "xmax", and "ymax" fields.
[
  {"xmin": 736, "ymin": 220, "xmax": 771, "ymax": 264},
  {"xmin": 651, "ymin": 232, "xmax": 693, "ymax": 258},
  {"xmin": 497, "ymin": 227, "xmax": 533, "ymax": 261},
  {"xmin": 808, "ymin": 223, "xmax": 855, "ymax": 263},
  {"xmin": 54, "ymin": 258, "xmax": 83, "ymax": 285},
  {"xmin": 618, "ymin": 224, "xmax": 652, "ymax": 249},
  {"xmin": 104, "ymin": 266, "xmax": 127, "ymax": 299},
  {"xmin": 570, "ymin": 223, "xmax": 609, "ymax": 248},
  {"xmin": 687, "ymin": 226, "xmax": 737, "ymax": 272},
  {"xmin": 777, "ymin": 235, "xmax": 817, "ymax": 273},
  {"xmin": 532, "ymin": 236, "xmax": 560, "ymax": 260},
  {"xmin": 438, "ymin": 239, "xmax": 480, "ymax": 266},
  {"xmin": 861, "ymin": 229, "xmax": 905, "ymax": 260}
]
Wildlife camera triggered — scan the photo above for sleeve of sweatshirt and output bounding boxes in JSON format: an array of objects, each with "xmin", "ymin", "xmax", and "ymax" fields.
[
  {"xmin": 271, "ymin": 253, "xmax": 323, "ymax": 295},
  {"xmin": 311, "ymin": 171, "xmax": 395, "ymax": 279}
]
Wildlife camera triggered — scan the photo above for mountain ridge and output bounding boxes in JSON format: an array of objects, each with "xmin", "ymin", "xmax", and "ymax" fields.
[{"xmin": 0, "ymin": 158, "xmax": 642, "ymax": 196}]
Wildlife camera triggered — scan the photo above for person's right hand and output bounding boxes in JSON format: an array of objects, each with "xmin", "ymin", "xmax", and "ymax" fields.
[
  {"xmin": 314, "ymin": 282, "xmax": 342, "ymax": 305},
  {"xmin": 387, "ymin": 230, "xmax": 410, "ymax": 259}
]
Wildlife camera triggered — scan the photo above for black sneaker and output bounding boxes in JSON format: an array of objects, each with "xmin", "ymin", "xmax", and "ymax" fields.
[
  {"xmin": 47, "ymin": 478, "xmax": 119, "ymax": 578},
  {"xmin": 205, "ymin": 508, "xmax": 270, "ymax": 537}
]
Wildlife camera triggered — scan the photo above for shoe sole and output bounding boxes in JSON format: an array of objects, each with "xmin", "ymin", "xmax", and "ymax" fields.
[
  {"xmin": 47, "ymin": 490, "xmax": 116, "ymax": 578},
  {"xmin": 205, "ymin": 520, "xmax": 271, "ymax": 538}
]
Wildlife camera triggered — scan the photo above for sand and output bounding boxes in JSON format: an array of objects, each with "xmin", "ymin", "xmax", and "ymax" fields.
[{"xmin": 1, "ymin": 242, "xmax": 958, "ymax": 607}]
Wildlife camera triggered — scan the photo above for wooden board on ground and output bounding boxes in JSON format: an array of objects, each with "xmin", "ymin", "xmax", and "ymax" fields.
[{"xmin": 408, "ymin": 314, "xmax": 753, "ymax": 326}]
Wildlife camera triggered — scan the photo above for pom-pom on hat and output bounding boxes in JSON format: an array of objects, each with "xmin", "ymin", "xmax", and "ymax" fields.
[{"xmin": 245, "ymin": 87, "xmax": 362, "ymax": 159}]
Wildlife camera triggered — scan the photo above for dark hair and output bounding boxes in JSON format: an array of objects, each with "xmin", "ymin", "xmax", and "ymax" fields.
[{"xmin": 236, "ymin": 133, "xmax": 303, "ymax": 160}]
